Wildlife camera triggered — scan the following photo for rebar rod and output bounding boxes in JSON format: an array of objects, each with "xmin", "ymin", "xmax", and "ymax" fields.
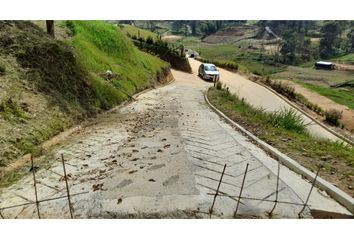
[
  {"xmin": 298, "ymin": 166, "xmax": 321, "ymax": 217},
  {"xmin": 209, "ymin": 164, "xmax": 227, "ymax": 218},
  {"xmin": 234, "ymin": 163, "xmax": 249, "ymax": 218},
  {"xmin": 31, "ymin": 155, "xmax": 41, "ymax": 219},
  {"xmin": 269, "ymin": 160, "xmax": 281, "ymax": 215},
  {"xmin": 61, "ymin": 154, "xmax": 74, "ymax": 219},
  {"xmin": 0, "ymin": 191, "xmax": 88, "ymax": 212}
]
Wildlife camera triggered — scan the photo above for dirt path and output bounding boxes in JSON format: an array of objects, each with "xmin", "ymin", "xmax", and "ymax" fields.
[
  {"xmin": 282, "ymin": 80, "xmax": 354, "ymax": 131},
  {"xmin": 0, "ymin": 68, "xmax": 351, "ymax": 218},
  {"xmin": 188, "ymin": 59, "xmax": 343, "ymax": 142}
]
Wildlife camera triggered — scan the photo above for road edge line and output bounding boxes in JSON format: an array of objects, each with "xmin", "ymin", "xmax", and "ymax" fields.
[{"xmin": 204, "ymin": 87, "xmax": 354, "ymax": 214}]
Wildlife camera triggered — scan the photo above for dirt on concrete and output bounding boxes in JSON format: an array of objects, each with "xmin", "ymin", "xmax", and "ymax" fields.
[{"xmin": 0, "ymin": 61, "xmax": 351, "ymax": 218}]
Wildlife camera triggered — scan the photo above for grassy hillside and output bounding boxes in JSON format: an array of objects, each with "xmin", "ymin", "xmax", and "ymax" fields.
[
  {"xmin": 0, "ymin": 20, "xmax": 169, "ymax": 181},
  {"xmin": 67, "ymin": 21, "xmax": 169, "ymax": 109}
]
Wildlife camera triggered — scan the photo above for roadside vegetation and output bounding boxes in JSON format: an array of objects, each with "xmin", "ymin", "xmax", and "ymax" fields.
[
  {"xmin": 208, "ymin": 86, "xmax": 354, "ymax": 197},
  {"xmin": 118, "ymin": 24, "xmax": 191, "ymax": 72},
  {"xmin": 263, "ymin": 79, "xmax": 324, "ymax": 115},
  {"xmin": 295, "ymin": 81, "xmax": 354, "ymax": 110}
]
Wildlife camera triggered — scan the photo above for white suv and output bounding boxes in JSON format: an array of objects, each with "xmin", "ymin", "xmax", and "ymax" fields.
[{"xmin": 198, "ymin": 63, "xmax": 220, "ymax": 81}]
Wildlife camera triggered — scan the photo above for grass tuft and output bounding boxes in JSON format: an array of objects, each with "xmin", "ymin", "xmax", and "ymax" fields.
[
  {"xmin": 269, "ymin": 108, "xmax": 306, "ymax": 133},
  {"xmin": 324, "ymin": 109, "xmax": 342, "ymax": 126}
]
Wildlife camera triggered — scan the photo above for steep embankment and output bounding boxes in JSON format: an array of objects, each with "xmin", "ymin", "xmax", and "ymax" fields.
[{"xmin": 0, "ymin": 20, "xmax": 170, "ymax": 184}]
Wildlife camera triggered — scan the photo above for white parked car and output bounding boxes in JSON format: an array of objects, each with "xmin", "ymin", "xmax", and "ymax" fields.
[{"xmin": 198, "ymin": 63, "xmax": 220, "ymax": 81}]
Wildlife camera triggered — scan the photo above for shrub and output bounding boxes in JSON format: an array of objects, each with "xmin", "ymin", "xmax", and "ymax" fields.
[
  {"xmin": 196, "ymin": 57, "xmax": 238, "ymax": 71},
  {"xmin": 146, "ymin": 36, "xmax": 154, "ymax": 45},
  {"xmin": 269, "ymin": 108, "xmax": 307, "ymax": 133},
  {"xmin": 65, "ymin": 20, "xmax": 76, "ymax": 36},
  {"xmin": 270, "ymin": 81, "xmax": 296, "ymax": 99},
  {"xmin": 0, "ymin": 64, "xmax": 5, "ymax": 75},
  {"xmin": 215, "ymin": 81, "xmax": 222, "ymax": 90},
  {"xmin": 324, "ymin": 109, "xmax": 342, "ymax": 126},
  {"xmin": 0, "ymin": 97, "xmax": 28, "ymax": 121}
]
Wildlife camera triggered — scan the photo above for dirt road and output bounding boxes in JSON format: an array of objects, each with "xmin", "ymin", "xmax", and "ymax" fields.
[
  {"xmin": 0, "ymin": 67, "xmax": 351, "ymax": 218},
  {"xmin": 189, "ymin": 59, "xmax": 343, "ymax": 141}
]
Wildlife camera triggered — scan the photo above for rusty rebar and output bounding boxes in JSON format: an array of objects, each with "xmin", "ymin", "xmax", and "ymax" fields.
[
  {"xmin": 269, "ymin": 160, "xmax": 281, "ymax": 216},
  {"xmin": 234, "ymin": 163, "xmax": 249, "ymax": 218},
  {"xmin": 211, "ymin": 194, "xmax": 308, "ymax": 207},
  {"xmin": 209, "ymin": 164, "xmax": 227, "ymax": 218},
  {"xmin": 61, "ymin": 154, "xmax": 74, "ymax": 219},
  {"xmin": 0, "ymin": 191, "xmax": 88, "ymax": 212},
  {"xmin": 298, "ymin": 166, "xmax": 321, "ymax": 217},
  {"xmin": 31, "ymin": 155, "xmax": 41, "ymax": 219}
]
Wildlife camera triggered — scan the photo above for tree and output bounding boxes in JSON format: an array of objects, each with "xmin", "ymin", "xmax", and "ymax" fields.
[
  {"xmin": 319, "ymin": 21, "xmax": 341, "ymax": 58},
  {"xmin": 348, "ymin": 29, "xmax": 354, "ymax": 50},
  {"xmin": 190, "ymin": 21, "xmax": 197, "ymax": 35},
  {"xmin": 280, "ymin": 30, "xmax": 298, "ymax": 63},
  {"xmin": 280, "ymin": 23, "xmax": 313, "ymax": 64},
  {"xmin": 46, "ymin": 20, "xmax": 55, "ymax": 38}
]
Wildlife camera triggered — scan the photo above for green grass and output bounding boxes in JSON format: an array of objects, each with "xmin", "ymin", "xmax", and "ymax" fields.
[
  {"xmin": 211, "ymin": 88, "xmax": 307, "ymax": 133},
  {"xmin": 119, "ymin": 24, "xmax": 159, "ymax": 41},
  {"xmin": 9, "ymin": 116, "xmax": 66, "ymax": 156},
  {"xmin": 332, "ymin": 53, "xmax": 354, "ymax": 63},
  {"xmin": 296, "ymin": 81, "xmax": 354, "ymax": 110},
  {"xmin": 272, "ymin": 65, "xmax": 354, "ymax": 86},
  {"xmin": 208, "ymin": 87, "xmax": 354, "ymax": 179},
  {"xmin": 0, "ymin": 97, "xmax": 29, "ymax": 122},
  {"xmin": 67, "ymin": 21, "xmax": 169, "ymax": 109}
]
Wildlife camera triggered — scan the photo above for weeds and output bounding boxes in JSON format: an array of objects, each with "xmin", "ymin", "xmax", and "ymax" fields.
[
  {"xmin": 324, "ymin": 109, "xmax": 342, "ymax": 126},
  {"xmin": 268, "ymin": 80, "xmax": 296, "ymax": 99},
  {"xmin": 214, "ymin": 87, "xmax": 306, "ymax": 133},
  {"xmin": 215, "ymin": 80, "xmax": 222, "ymax": 90},
  {"xmin": 0, "ymin": 64, "xmax": 5, "ymax": 75},
  {"xmin": 0, "ymin": 97, "xmax": 28, "ymax": 121},
  {"xmin": 269, "ymin": 108, "xmax": 306, "ymax": 133},
  {"xmin": 264, "ymin": 79, "xmax": 324, "ymax": 115}
]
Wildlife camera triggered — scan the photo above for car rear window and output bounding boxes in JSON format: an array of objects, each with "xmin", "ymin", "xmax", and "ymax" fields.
[{"xmin": 204, "ymin": 65, "xmax": 217, "ymax": 71}]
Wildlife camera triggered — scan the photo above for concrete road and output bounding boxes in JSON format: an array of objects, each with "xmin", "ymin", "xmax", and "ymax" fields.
[
  {"xmin": 189, "ymin": 59, "xmax": 342, "ymax": 141},
  {"xmin": 0, "ymin": 67, "xmax": 350, "ymax": 218}
]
